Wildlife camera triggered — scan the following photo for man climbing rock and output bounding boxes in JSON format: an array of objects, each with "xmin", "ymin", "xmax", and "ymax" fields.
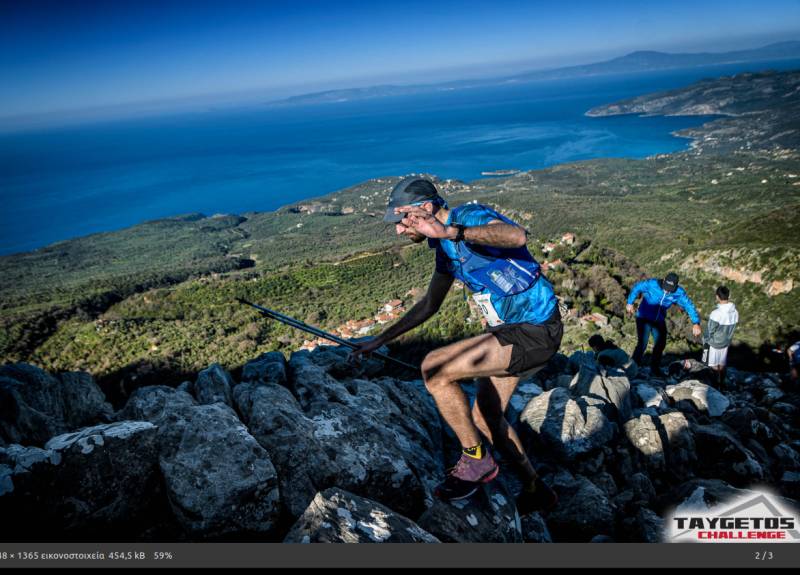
[
  {"xmin": 626, "ymin": 272, "xmax": 701, "ymax": 378},
  {"xmin": 350, "ymin": 176, "xmax": 560, "ymax": 512},
  {"xmin": 702, "ymin": 285, "xmax": 739, "ymax": 388}
]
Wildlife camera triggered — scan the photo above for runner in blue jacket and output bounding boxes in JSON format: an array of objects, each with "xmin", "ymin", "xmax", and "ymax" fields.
[
  {"xmin": 350, "ymin": 177, "xmax": 560, "ymax": 512},
  {"xmin": 626, "ymin": 273, "xmax": 702, "ymax": 377}
]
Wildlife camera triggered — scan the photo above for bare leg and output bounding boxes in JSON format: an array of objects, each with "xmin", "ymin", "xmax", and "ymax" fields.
[
  {"xmin": 710, "ymin": 365, "xmax": 724, "ymax": 388},
  {"xmin": 472, "ymin": 375, "xmax": 537, "ymax": 486},
  {"xmin": 421, "ymin": 333, "xmax": 514, "ymax": 449}
]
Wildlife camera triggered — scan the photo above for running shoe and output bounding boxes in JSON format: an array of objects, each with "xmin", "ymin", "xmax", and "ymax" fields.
[{"xmin": 434, "ymin": 451, "xmax": 499, "ymax": 501}]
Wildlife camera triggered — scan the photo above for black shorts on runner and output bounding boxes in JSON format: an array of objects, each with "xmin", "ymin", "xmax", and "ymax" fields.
[{"xmin": 487, "ymin": 308, "xmax": 563, "ymax": 377}]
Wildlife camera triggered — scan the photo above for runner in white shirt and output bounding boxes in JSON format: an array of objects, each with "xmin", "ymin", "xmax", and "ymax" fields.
[{"xmin": 702, "ymin": 286, "xmax": 739, "ymax": 388}]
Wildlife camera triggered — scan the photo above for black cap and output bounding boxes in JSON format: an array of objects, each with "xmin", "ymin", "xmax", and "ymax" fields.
[
  {"xmin": 383, "ymin": 177, "xmax": 441, "ymax": 223},
  {"xmin": 662, "ymin": 272, "xmax": 679, "ymax": 293}
]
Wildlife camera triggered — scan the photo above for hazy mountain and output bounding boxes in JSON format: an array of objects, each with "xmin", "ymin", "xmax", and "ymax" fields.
[{"xmin": 271, "ymin": 41, "xmax": 800, "ymax": 106}]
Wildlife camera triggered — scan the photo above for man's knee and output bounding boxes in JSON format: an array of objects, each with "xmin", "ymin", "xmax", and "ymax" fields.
[{"xmin": 421, "ymin": 350, "xmax": 453, "ymax": 390}]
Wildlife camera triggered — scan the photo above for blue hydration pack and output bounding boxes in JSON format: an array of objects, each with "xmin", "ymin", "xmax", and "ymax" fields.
[{"xmin": 429, "ymin": 203, "xmax": 557, "ymax": 325}]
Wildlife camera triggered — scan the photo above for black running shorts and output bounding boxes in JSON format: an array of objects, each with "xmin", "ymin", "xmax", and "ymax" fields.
[{"xmin": 487, "ymin": 308, "xmax": 563, "ymax": 376}]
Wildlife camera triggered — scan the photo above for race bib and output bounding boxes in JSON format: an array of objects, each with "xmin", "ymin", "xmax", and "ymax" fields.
[{"xmin": 473, "ymin": 292, "xmax": 504, "ymax": 327}]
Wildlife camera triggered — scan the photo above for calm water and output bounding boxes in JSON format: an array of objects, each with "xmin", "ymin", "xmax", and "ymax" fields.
[{"xmin": 2, "ymin": 59, "xmax": 799, "ymax": 255}]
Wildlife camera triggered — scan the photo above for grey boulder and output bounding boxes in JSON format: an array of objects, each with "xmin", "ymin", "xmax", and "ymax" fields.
[
  {"xmin": 117, "ymin": 385, "xmax": 281, "ymax": 538},
  {"xmin": 417, "ymin": 483, "xmax": 522, "ymax": 542},
  {"xmin": 0, "ymin": 363, "xmax": 113, "ymax": 446},
  {"xmin": 665, "ymin": 380, "xmax": 730, "ymax": 417},
  {"xmin": 1, "ymin": 421, "xmax": 161, "ymax": 538},
  {"xmin": 241, "ymin": 352, "xmax": 287, "ymax": 386},
  {"xmin": 546, "ymin": 471, "xmax": 616, "ymax": 542},
  {"xmin": 115, "ymin": 385, "xmax": 197, "ymax": 423},
  {"xmin": 570, "ymin": 365, "xmax": 632, "ymax": 422},
  {"xmin": 693, "ymin": 423, "xmax": 765, "ymax": 484},
  {"xmin": 633, "ymin": 382, "xmax": 669, "ymax": 410},
  {"xmin": 234, "ymin": 350, "xmax": 443, "ymax": 520},
  {"xmin": 193, "ymin": 363, "xmax": 235, "ymax": 407},
  {"xmin": 154, "ymin": 403, "xmax": 280, "ymax": 538},
  {"xmin": 622, "ymin": 508, "xmax": 665, "ymax": 543},
  {"xmin": 623, "ymin": 411, "xmax": 696, "ymax": 473},
  {"xmin": 283, "ymin": 488, "xmax": 439, "ymax": 543},
  {"xmin": 567, "ymin": 350, "xmax": 596, "ymax": 373},
  {"xmin": 520, "ymin": 387, "xmax": 616, "ymax": 461},
  {"xmin": 521, "ymin": 511, "xmax": 553, "ymax": 543}
]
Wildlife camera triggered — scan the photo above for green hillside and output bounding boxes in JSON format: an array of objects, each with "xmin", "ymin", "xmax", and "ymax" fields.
[{"xmin": 2, "ymin": 70, "xmax": 799, "ymax": 396}]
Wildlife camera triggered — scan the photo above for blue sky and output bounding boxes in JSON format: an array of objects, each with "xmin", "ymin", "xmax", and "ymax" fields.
[{"xmin": 2, "ymin": 0, "xmax": 800, "ymax": 120}]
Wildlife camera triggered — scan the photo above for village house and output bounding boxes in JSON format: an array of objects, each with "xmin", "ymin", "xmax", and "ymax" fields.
[
  {"xmin": 383, "ymin": 299, "xmax": 403, "ymax": 313},
  {"xmin": 580, "ymin": 312, "xmax": 609, "ymax": 327},
  {"xmin": 542, "ymin": 259, "xmax": 563, "ymax": 272}
]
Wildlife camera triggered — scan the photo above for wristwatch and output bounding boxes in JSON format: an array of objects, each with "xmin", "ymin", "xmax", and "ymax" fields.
[{"xmin": 453, "ymin": 224, "xmax": 467, "ymax": 242}]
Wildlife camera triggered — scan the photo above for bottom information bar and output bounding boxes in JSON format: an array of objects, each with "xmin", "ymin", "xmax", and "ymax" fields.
[{"xmin": 0, "ymin": 543, "xmax": 799, "ymax": 569}]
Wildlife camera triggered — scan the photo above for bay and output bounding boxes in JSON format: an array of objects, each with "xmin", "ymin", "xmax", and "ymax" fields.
[{"xmin": 1, "ymin": 58, "xmax": 799, "ymax": 255}]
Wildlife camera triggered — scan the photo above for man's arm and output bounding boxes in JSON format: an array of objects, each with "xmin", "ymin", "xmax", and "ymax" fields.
[
  {"xmin": 676, "ymin": 290, "xmax": 702, "ymax": 337},
  {"xmin": 676, "ymin": 291, "xmax": 701, "ymax": 325},
  {"xmin": 626, "ymin": 280, "xmax": 646, "ymax": 314},
  {"xmin": 449, "ymin": 221, "xmax": 527, "ymax": 248},
  {"xmin": 349, "ymin": 272, "xmax": 454, "ymax": 358},
  {"xmin": 396, "ymin": 206, "xmax": 527, "ymax": 248},
  {"xmin": 626, "ymin": 280, "xmax": 646, "ymax": 306}
]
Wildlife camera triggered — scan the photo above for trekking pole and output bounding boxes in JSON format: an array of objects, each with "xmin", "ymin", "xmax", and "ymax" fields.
[{"xmin": 235, "ymin": 298, "xmax": 419, "ymax": 372}]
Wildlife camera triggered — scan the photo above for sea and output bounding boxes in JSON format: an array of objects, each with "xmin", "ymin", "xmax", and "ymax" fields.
[{"xmin": 1, "ymin": 58, "xmax": 799, "ymax": 256}]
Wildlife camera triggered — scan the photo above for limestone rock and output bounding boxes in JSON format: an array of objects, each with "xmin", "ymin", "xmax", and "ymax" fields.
[
  {"xmin": 520, "ymin": 387, "xmax": 616, "ymax": 461},
  {"xmin": 234, "ymin": 351, "xmax": 443, "ymax": 520},
  {"xmin": 283, "ymin": 488, "xmax": 439, "ymax": 543},
  {"xmin": 665, "ymin": 380, "xmax": 730, "ymax": 417},
  {"xmin": 546, "ymin": 471, "xmax": 616, "ymax": 542},
  {"xmin": 194, "ymin": 363, "xmax": 235, "ymax": 407},
  {"xmin": 156, "ymin": 403, "xmax": 281, "ymax": 538},
  {"xmin": 241, "ymin": 351, "xmax": 287, "ymax": 386},
  {"xmin": 570, "ymin": 365, "xmax": 632, "ymax": 422},
  {"xmin": 1, "ymin": 421, "xmax": 161, "ymax": 539},
  {"xmin": 417, "ymin": 483, "xmax": 522, "ymax": 543},
  {"xmin": 693, "ymin": 423, "xmax": 764, "ymax": 483},
  {"xmin": 0, "ymin": 364, "xmax": 113, "ymax": 446}
]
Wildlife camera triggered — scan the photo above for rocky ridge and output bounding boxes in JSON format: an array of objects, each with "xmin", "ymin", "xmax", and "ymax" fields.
[{"xmin": 1, "ymin": 345, "xmax": 799, "ymax": 542}]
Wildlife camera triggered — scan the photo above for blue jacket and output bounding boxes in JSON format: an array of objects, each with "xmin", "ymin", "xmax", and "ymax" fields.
[
  {"xmin": 627, "ymin": 278, "xmax": 700, "ymax": 324},
  {"xmin": 429, "ymin": 203, "xmax": 557, "ymax": 325}
]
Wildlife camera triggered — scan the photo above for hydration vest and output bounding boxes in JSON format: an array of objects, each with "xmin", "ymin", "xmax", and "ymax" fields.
[
  {"xmin": 430, "ymin": 203, "xmax": 557, "ymax": 325},
  {"xmin": 449, "ymin": 237, "xmax": 541, "ymax": 297}
]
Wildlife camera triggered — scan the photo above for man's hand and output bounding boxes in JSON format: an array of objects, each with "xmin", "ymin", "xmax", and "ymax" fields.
[
  {"xmin": 394, "ymin": 205, "xmax": 452, "ymax": 239},
  {"xmin": 626, "ymin": 303, "xmax": 635, "ymax": 316},
  {"xmin": 347, "ymin": 337, "xmax": 384, "ymax": 364},
  {"xmin": 692, "ymin": 324, "xmax": 702, "ymax": 338}
]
